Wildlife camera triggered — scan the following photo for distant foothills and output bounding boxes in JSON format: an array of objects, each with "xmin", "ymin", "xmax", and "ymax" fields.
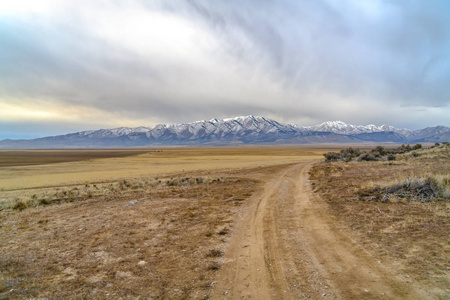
[{"xmin": 1, "ymin": 116, "xmax": 449, "ymax": 149}]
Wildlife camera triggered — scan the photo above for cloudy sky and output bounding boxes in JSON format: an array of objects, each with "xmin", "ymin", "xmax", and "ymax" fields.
[{"xmin": 1, "ymin": 0, "xmax": 449, "ymax": 139}]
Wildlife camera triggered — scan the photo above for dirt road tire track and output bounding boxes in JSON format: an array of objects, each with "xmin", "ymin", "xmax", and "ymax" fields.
[{"xmin": 211, "ymin": 161, "xmax": 428, "ymax": 299}]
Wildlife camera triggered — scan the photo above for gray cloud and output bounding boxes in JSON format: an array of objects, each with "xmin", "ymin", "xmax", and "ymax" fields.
[{"xmin": 0, "ymin": 0, "xmax": 449, "ymax": 139}]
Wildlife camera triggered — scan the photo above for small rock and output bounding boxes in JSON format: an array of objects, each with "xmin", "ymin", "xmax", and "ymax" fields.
[
  {"xmin": 115, "ymin": 271, "xmax": 132, "ymax": 278},
  {"xmin": 137, "ymin": 261, "xmax": 146, "ymax": 266},
  {"xmin": 128, "ymin": 200, "xmax": 138, "ymax": 205}
]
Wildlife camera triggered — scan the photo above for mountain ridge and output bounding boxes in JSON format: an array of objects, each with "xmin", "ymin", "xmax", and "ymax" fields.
[{"xmin": 1, "ymin": 115, "xmax": 448, "ymax": 149}]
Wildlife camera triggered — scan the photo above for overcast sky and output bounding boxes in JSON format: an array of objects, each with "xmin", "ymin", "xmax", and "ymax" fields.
[{"xmin": 1, "ymin": 0, "xmax": 449, "ymax": 139}]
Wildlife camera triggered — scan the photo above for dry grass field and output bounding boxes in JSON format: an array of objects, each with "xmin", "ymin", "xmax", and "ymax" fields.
[
  {"xmin": 0, "ymin": 145, "xmax": 448, "ymax": 299},
  {"xmin": 0, "ymin": 147, "xmax": 322, "ymax": 192},
  {"xmin": 0, "ymin": 149, "xmax": 152, "ymax": 167},
  {"xmin": 0, "ymin": 147, "xmax": 323, "ymax": 299}
]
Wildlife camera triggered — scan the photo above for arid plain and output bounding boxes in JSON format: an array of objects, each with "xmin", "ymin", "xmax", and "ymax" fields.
[{"xmin": 0, "ymin": 146, "xmax": 448, "ymax": 299}]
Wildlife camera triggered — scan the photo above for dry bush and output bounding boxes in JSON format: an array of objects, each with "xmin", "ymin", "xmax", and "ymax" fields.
[
  {"xmin": 360, "ymin": 175, "xmax": 450, "ymax": 203},
  {"xmin": 323, "ymin": 144, "xmax": 436, "ymax": 163}
]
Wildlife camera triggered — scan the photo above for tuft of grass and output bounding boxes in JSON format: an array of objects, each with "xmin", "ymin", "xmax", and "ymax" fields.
[
  {"xmin": 207, "ymin": 262, "xmax": 221, "ymax": 271},
  {"xmin": 12, "ymin": 201, "xmax": 27, "ymax": 211},
  {"xmin": 39, "ymin": 198, "xmax": 51, "ymax": 205},
  {"xmin": 218, "ymin": 227, "xmax": 229, "ymax": 235},
  {"xmin": 206, "ymin": 249, "xmax": 223, "ymax": 257}
]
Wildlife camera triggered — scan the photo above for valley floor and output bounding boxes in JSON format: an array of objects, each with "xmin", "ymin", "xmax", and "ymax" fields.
[{"xmin": 0, "ymin": 147, "xmax": 448, "ymax": 299}]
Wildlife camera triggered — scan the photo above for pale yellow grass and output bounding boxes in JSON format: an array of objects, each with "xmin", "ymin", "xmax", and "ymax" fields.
[{"xmin": 0, "ymin": 147, "xmax": 325, "ymax": 191}]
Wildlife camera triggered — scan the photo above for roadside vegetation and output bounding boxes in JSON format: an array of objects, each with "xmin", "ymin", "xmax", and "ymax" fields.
[
  {"xmin": 2, "ymin": 176, "xmax": 224, "ymax": 213},
  {"xmin": 323, "ymin": 142, "xmax": 448, "ymax": 162},
  {"xmin": 310, "ymin": 143, "xmax": 450, "ymax": 294}
]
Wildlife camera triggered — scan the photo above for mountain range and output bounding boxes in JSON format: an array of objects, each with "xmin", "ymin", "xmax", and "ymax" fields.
[{"xmin": 1, "ymin": 116, "xmax": 449, "ymax": 149}]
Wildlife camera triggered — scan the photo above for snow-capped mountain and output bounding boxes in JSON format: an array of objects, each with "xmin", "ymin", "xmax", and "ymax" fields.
[
  {"xmin": 0, "ymin": 116, "xmax": 448, "ymax": 148},
  {"xmin": 73, "ymin": 115, "xmax": 301, "ymax": 141},
  {"xmin": 306, "ymin": 121, "xmax": 409, "ymax": 135}
]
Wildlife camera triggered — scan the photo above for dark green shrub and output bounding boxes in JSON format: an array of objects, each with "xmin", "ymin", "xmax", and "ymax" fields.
[
  {"xmin": 340, "ymin": 147, "xmax": 362, "ymax": 161},
  {"xmin": 387, "ymin": 154, "xmax": 396, "ymax": 161},
  {"xmin": 359, "ymin": 152, "xmax": 377, "ymax": 161},
  {"xmin": 373, "ymin": 146, "xmax": 386, "ymax": 156},
  {"xmin": 400, "ymin": 144, "xmax": 412, "ymax": 152},
  {"xmin": 324, "ymin": 152, "xmax": 341, "ymax": 162}
]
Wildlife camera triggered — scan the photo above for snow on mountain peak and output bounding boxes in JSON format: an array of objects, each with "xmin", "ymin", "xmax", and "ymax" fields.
[
  {"xmin": 69, "ymin": 116, "xmax": 447, "ymax": 144},
  {"xmin": 305, "ymin": 120, "xmax": 413, "ymax": 135},
  {"xmin": 2, "ymin": 115, "xmax": 449, "ymax": 149}
]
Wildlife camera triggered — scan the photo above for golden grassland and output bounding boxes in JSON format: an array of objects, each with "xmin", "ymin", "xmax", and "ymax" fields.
[
  {"xmin": 0, "ymin": 146, "xmax": 325, "ymax": 192},
  {"xmin": 0, "ymin": 147, "xmax": 325, "ymax": 299}
]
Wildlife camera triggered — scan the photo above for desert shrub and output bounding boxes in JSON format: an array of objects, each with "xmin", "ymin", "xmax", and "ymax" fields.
[
  {"xmin": 39, "ymin": 198, "xmax": 51, "ymax": 205},
  {"xmin": 218, "ymin": 227, "xmax": 229, "ymax": 235},
  {"xmin": 400, "ymin": 144, "xmax": 412, "ymax": 152},
  {"xmin": 373, "ymin": 146, "xmax": 386, "ymax": 156},
  {"xmin": 411, "ymin": 152, "xmax": 421, "ymax": 157},
  {"xmin": 166, "ymin": 179, "xmax": 178, "ymax": 187},
  {"xmin": 359, "ymin": 152, "xmax": 378, "ymax": 161},
  {"xmin": 323, "ymin": 152, "xmax": 341, "ymax": 162},
  {"xmin": 387, "ymin": 154, "xmax": 396, "ymax": 161},
  {"xmin": 340, "ymin": 147, "xmax": 362, "ymax": 161},
  {"xmin": 207, "ymin": 262, "xmax": 221, "ymax": 271},
  {"xmin": 386, "ymin": 177, "xmax": 440, "ymax": 202},
  {"xmin": 206, "ymin": 249, "xmax": 223, "ymax": 257},
  {"xmin": 13, "ymin": 201, "xmax": 27, "ymax": 211},
  {"xmin": 324, "ymin": 144, "xmax": 439, "ymax": 163},
  {"xmin": 361, "ymin": 175, "xmax": 450, "ymax": 203}
]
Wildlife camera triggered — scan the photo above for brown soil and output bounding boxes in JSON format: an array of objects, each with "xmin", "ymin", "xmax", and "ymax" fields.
[
  {"xmin": 0, "ymin": 149, "xmax": 151, "ymax": 167},
  {"xmin": 1, "ymin": 146, "xmax": 447, "ymax": 299},
  {"xmin": 0, "ymin": 171, "xmax": 258, "ymax": 299},
  {"xmin": 211, "ymin": 162, "xmax": 430, "ymax": 299}
]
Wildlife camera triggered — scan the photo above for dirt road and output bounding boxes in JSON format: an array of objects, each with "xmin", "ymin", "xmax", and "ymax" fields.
[{"xmin": 211, "ymin": 162, "xmax": 427, "ymax": 299}]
